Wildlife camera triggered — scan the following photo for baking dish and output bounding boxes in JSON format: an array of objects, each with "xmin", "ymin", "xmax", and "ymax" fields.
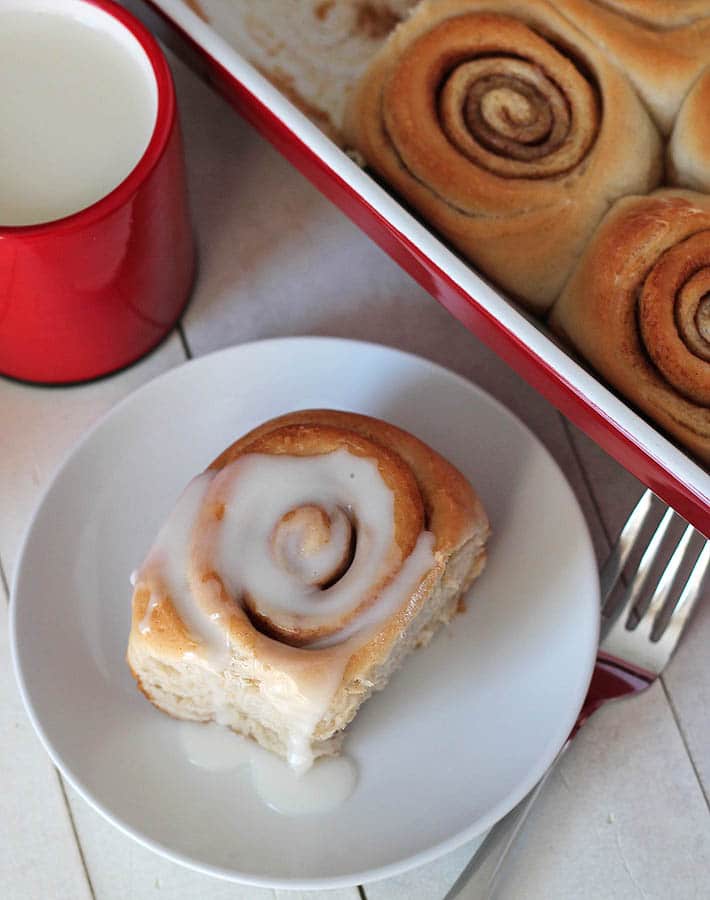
[{"xmin": 125, "ymin": 0, "xmax": 710, "ymax": 535}]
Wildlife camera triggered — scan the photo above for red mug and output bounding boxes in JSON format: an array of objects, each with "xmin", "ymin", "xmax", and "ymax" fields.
[{"xmin": 0, "ymin": 0, "xmax": 195, "ymax": 384}]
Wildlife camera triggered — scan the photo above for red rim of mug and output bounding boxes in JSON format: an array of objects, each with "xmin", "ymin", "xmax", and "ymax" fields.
[{"xmin": 0, "ymin": 0, "xmax": 176, "ymax": 236}]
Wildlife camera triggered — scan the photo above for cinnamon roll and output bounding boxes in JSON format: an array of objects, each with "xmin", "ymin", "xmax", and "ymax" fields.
[
  {"xmin": 344, "ymin": 0, "xmax": 662, "ymax": 312},
  {"xmin": 550, "ymin": 0, "xmax": 710, "ymax": 134},
  {"xmin": 668, "ymin": 67, "xmax": 710, "ymax": 194},
  {"xmin": 127, "ymin": 410, "xmax": 489, "ymax": 772},
  {"xmin": 549, "ymin": 191, "xmax": 710, "ymax": 463}
]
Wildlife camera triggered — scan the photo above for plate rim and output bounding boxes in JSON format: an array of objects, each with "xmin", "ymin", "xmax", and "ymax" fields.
[{"xmin": 10, "ymin": 336, "xmax": 600, "ymax": 889}]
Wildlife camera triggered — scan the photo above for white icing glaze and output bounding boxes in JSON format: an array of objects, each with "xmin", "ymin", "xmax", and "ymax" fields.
[
  {"xmin": 309, "ymin": 530, "xmax": 436, "ymax": 648},
  {"xmin": 178, "ymin": 720, "xmax": 357, "ymax": 815},
  {"xmin": 272, "ymin": 504, "xmax": 352, "ymax": 586},
  {"xmin": 262, "ymin": 530, "xmax": 436, "ymax": 772},
  {"xmin": 136, "ymin": 473, "xmax": 231, "ymax": 667},
  {"xmin": 209, "ymin": 450, "xmax": 400, "ymax": 632},
  {"xmin": 252, "ymin": 745, "xmax": 357, "ymax": 816},
  {"xmin": 134, "ymin": 449, "xmax": 436, "ymax": 773}
]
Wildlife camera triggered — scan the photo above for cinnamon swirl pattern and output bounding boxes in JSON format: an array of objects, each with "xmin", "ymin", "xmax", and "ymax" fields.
[
  {"xmin": 344, "ymin": 0, "xmax": 663, "ymax": 312},
  {"xmin": 127, "ymin": 410, "xmax": 489, "ymax": 771},
  {"xmin": 549, "ymin": 191, "xmax": 710, "ymax": 463},
  {"xmin": 550, "ymin": 0, "xmax": 710, "ymax": 134}
]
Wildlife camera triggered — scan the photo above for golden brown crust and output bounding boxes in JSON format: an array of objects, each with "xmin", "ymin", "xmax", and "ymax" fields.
[
  {"xmin": 344, "ymin": 0, "xmax": 663, "ymax": 312},
  {"xmin": 343, "ymin": 533, "xmax": 488, "ymax": 686},
  {"xmin": 129, "ymin": 584, "xmax": 199, "ymax": 658},
  {"xmin": 549, "ymin": 0, "xmax": 710, "ymax": 134},
  {"xmin": 668, "ymin": 67, "xmax": 710, "ymax": 193},
  {"xmin": 549, "ymin": 190, "xmax": 710, "ymax": 463}
]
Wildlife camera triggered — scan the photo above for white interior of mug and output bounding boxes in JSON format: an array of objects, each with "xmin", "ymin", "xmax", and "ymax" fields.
[{"xmin": 0, "ymin": 0, "xmax": 159, "ymax": 227}]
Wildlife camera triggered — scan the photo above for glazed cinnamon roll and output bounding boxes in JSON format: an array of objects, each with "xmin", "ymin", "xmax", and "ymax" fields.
[
  {"xmin": 550, "ymin": 0, "xmax": 710, "ymax": 134},
  {"xmin": 549, "ymin": 191, "xmax": 710, "ymax": 463},
  {"xmin": 344, "ymin": 0, "xmax": 662, "ymax": 312},
  {"xmin": 127, "ymin": 410, "xmax": 489, "ymax": 771},
  {"xmin": 668, "ymin": 68, "xmax": 710, "ymax": 194}
]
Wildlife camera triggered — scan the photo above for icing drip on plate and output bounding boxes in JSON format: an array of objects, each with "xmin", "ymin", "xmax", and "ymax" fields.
[{"xmin": 178, "ymin": 720, "xmax": 358, "ymax": 816}]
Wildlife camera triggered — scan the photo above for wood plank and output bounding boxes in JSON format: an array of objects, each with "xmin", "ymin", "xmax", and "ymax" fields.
[
  {"xmin": 491, "ymin": 682, "xmax": 710, "ymax": 899},
  {"xmin": 663, "ymin": 594, "xmax": 710, "ymax": 802},
  {"xmin": 0, "ymin": 584, "xmax": 93, "ymax": 900},
  {"xmin": 563, "ymin": 423, "xmax": 646, "ymax": 544}
]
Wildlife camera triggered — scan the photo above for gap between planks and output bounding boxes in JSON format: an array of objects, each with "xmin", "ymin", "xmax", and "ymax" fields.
[
  {"xmin": 1, "ymin": 552, "xmax": 96, "ymax": 900},
  {"xmin": 660, "ymin": 677, "xmax": 710, "ymax": 812}
]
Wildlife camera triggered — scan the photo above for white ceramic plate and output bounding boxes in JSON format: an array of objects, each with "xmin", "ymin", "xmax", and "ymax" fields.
[{"xmin": 11, "ymin": 337, "xmax": 599, "ymax": 889}]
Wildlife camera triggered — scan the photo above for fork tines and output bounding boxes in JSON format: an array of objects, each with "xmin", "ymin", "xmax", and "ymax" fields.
[{"xmin": 598, "ymin": 490, "xmax": 709, "ymax": 675}]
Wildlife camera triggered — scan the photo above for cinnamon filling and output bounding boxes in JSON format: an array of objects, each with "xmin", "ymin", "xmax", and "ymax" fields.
[
  {"xmin": 696, "ymin": 295, "xmax": 710, "ymax": 345},
  {"xmin": 462, "ymin": 70, "xmax": 569, "ymax": 160},
  {"xmin": 639, "ymin": 232, "xmax": 710, "ymax": 405}
]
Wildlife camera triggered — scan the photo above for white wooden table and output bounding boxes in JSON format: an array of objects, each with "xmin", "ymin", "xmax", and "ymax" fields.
[{"xmin": 2, "ymin": 51, "xmax": 709, "ymax": 900}]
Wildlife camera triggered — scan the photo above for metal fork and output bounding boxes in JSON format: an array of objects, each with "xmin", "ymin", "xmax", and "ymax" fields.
[{"xmin": 445, "ymin": 489, "xmax": 710, "ymax": 900}]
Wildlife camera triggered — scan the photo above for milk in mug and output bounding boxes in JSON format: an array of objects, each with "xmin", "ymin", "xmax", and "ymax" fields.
[{"xmin": 0, "ymin": 3, "xmax": 157, "ymax": 226}]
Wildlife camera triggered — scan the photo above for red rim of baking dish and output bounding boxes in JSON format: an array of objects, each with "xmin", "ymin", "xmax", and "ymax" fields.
[
  {"xmin": 0, "ymin": 0, "xmax": 175, "ymax": 237},
  {"xmin": 131, "ymin": 0, "xmax": 710, "ymax": 537}
]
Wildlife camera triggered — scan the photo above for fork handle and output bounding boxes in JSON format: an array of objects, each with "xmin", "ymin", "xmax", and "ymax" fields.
[{"xmin": 444, "ymin": 742, "xmax": 570, "ymax": 900}]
